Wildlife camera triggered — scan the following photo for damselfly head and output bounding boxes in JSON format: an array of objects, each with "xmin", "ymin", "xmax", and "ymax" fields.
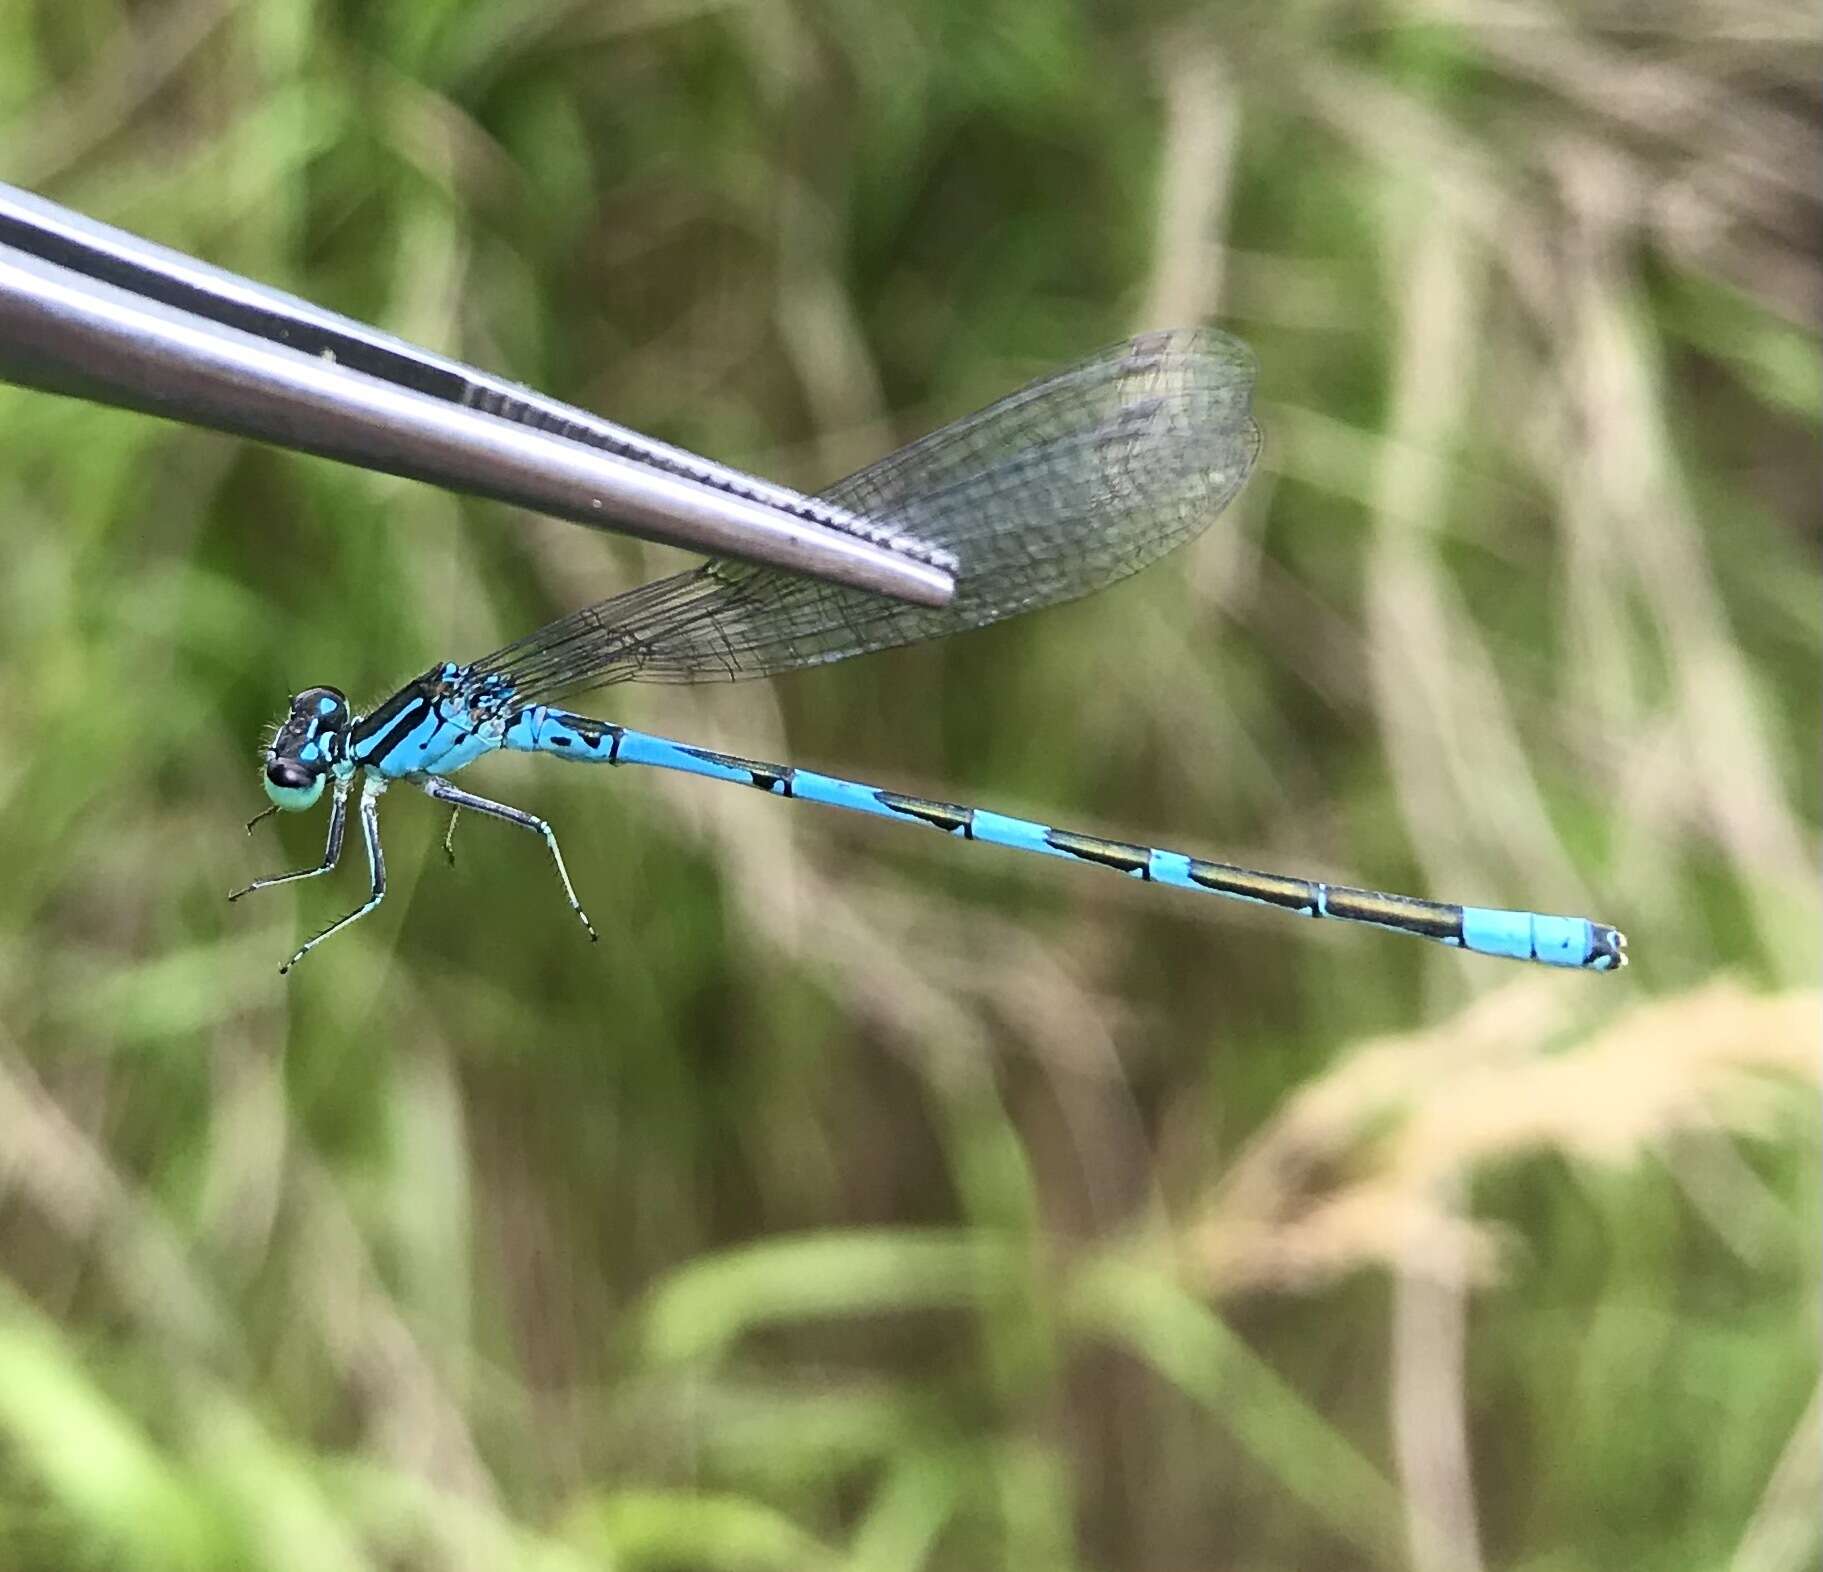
[{"xmin": 262, "ymin": 686, "xmax": 350, "ymax": 811}]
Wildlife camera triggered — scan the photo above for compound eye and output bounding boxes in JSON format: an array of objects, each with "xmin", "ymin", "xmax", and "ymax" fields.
[
  {"xmin": 267, "ymin": 758, "xmax": 316, "ymax": 792},
  {"xmin": 263, "ymin": 756, "xmax": 327, "ymax": 811}
]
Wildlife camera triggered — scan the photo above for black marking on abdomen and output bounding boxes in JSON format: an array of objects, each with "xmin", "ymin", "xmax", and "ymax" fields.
[
  {"xmin": 1045, "ymin": 829, "xmax": 1153, "ymax": 877},
  {"xmin": 876, "ymin": 792, "xmax": 975, "ymax": 837},
  {"xmin": 1186, "ymin": 860, "xmax": 1317, "ymax": 912},
  {"xmin": 1321, "ymin": 885, "xmax": 1462, "ymax": 941},
  {"xmin": 564, "ymin": 717, "xmax": 624, "ymax": 756},
  {"xmin": 680, "ymin": 745, "xmax": 795, "ymax": 794}
]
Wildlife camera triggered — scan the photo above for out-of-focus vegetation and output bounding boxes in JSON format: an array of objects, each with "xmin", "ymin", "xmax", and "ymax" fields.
[{"xmin": 0, "ymin": 2, "xmax": 1816, "ymax": 1568}]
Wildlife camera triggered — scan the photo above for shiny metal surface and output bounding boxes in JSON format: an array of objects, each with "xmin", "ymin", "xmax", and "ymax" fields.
[{"xmin": 0, "ymin": 183, "xmax": 955, "ymax": 606}]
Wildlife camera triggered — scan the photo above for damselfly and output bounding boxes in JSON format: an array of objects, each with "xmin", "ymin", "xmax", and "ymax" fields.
[{"xmin": 234, "ymin": 331, "xmax": 1627, "ymax": 975}]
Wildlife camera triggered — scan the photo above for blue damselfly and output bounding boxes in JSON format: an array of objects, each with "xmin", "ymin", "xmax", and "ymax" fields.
[{"xmin": 235, "ymin": 331, "xmax": 1627, "ymax": 976}]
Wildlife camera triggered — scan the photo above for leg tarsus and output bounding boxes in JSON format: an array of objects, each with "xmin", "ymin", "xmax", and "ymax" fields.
[{"xmin": 441, "ymin": 808, "xmax": 461, "ymax": 868}]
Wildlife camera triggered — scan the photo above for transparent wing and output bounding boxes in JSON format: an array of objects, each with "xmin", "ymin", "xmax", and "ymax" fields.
[{"xmin": 470, "ymin": 329, "xmax": 1260, "ymax": 703}]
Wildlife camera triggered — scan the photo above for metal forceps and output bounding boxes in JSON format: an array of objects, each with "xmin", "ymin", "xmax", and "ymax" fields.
[{"xmin": 0, "ymin": 181, "xmax": 956, "ymax": 606}]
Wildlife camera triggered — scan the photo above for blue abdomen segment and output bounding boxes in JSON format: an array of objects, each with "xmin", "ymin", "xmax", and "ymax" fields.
[
  {"xmin": 1461, "ymin": 908, "xmax": 1625, "ymax": 971},
  {"xmin": 490, "ymin": 714, "xmax": 1627, "ymax": 972},
  {"xmin": 504, "ymin": 705, "xmax": 623, "ymax": 762}
]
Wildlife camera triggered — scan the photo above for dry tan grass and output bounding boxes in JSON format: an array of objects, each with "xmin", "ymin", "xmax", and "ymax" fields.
[{"xmin": 1191, "ymin": 978, "xmax": 1819, "ymax": 1295}]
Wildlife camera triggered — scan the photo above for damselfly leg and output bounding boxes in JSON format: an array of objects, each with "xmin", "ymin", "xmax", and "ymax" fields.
[
  {"xmin": 229, "ymin": 776, "xmax": 351, "ymax": 902},
  {"xmin": 278, "ymin": 776, "xmax": 389, "ymax": 975},
  {"xmin": 418, "ymin": 777, "xmax": 598, "ymax": 943}
]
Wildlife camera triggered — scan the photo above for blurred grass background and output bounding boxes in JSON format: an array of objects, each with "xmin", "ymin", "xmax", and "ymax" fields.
[{"xmin": 0, "ymin": 1, "xmax": 1818, "ymax": 1568}]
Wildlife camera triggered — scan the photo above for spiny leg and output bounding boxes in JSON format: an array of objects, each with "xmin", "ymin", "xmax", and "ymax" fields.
[
  {"xmin": 441, "ymin": 808, "xmax": 461, "ymax": 867},
  {"xmin": 417, "ymin": 776, "xmax": 597, "ymax": 943},
  {"xmin": 280, "ymin": 777, "xmax": 388, "ymax": 975},
  {"xmin": 229, "ymin": 778, "xmax": 349, "ymax": 902}
]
